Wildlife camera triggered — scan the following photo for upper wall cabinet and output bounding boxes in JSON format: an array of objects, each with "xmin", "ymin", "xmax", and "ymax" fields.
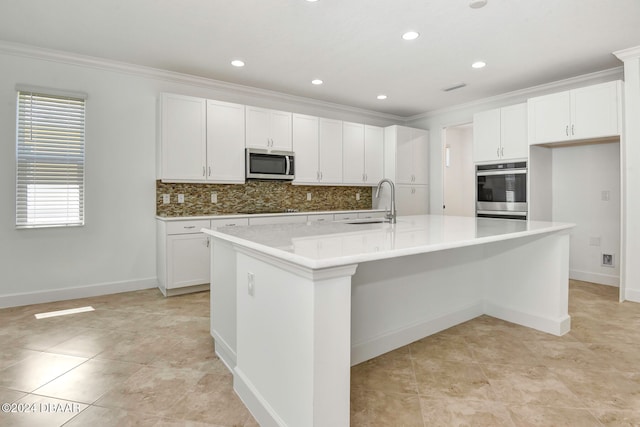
[
  {"xmin": 245, "ymin": 106, "xmax": 292, "ymax": 151},
  {"xmin": 292, "ymin": 115, "xmax": 343, "ymax": 185},
  {"xmin": 385, "ymin": 125, "xmax": 429, "ymax": 185},
  {"xmin": 318, "ymin": 118, "xmax": 343, "ymax": 183},
  {"xmin": 528, "ymin": 81, "xmax": 621, "ymax": 145},
  {"xmin": 473, "ymin": 103, "xmax": 528, "ymax": 163},
  {"xmin": 158, "ymin": 94, "xmax": 245, "ymax": 183},
  {"xmin": 342, "ymin": 122, "xmax": 384, "ymax": 185},
  {"xmin": 159, "ymin": 93, "xmax": 207, "ymax": 182}
]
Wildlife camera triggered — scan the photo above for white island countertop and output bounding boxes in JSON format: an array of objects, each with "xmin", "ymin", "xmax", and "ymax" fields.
[{"xmin": 202, "ymin": 214, "xmax": 574, "ymax": 270}]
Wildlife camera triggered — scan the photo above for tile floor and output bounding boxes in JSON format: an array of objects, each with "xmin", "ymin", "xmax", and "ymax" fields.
[{"xmin": 0, "ymin": 280, "xmax": 638, "ymax": 426}]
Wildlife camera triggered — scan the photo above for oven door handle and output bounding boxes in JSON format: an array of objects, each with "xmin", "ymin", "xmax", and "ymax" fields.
[
  {"xmin": 477, "ymin": 169, "xmax": 527, "ymax": 177},
  {"xmin": 477, "ymin": 210, "xmax": 527, "ymax": 216},
  {"xmin": 285, "ymin": 155, "xmax": 291, "ymax": 176}
]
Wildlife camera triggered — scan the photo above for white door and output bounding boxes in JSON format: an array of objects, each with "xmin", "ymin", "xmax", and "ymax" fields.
[
  {"xmin": 245, "ymin": 106, "xmax": 271, "ymax": 149},
  {"xmin": 473, "ymin": 108, "xmax": 500, "ymax": 163},
  {"xmin": 443, "ymin": 124, "xmax": 475, "ymax": 217},
  {"xmin": 571, "ymin": 81, "xmax": 619, "ymax": 140},
  {"xmin": 342, "ymin": 121, "xmax": 365, "ymax": 184},
  {"xmin": 528, "ymin": 91, "xmax": 571, "ymax": 144},
  {"xmin": 500, "ymin": 103, "xmax": 528, "ymax": 160},
  {"xmin": 270, "ymin": 110, "xmax": 293, "ymax": 151},
  {"xmin": 318, "ymin": 118, "xmax": 343, "ymax": 183},
  {"xmin": 207, "ymin": 99, "xmax": 245, "ymax": 183},
  {"xmin": 167, "ymin": 234, "xmax": 210, "ymax": 289},
  {"xmin": 364, "ymin": 125, "xmax": 384, "ymax": 185},
  {"xmin": 292, "ymin": 114, "xmax": 319, "ymax": 183},
  {"xmin": 396, "ymin": 185, "xmax": 429, "ymax": 216}
]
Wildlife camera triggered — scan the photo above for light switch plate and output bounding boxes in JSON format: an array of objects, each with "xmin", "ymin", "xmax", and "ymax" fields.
[
  {"xmin": 211, "ymin": 192, "xmax": 217, "ymax": 203},
  {"xmin": 162, "ymin": 194, "xmax": 170, "ymax": 204},
  {"xmin": 356, "ymin": 192, "xmax": 360, "ymax": 201},
  {"xmin": 177, "ymin": 194, "xmax": 185, "ymax": 204},
  {"xmin": 307, "ymin": 192, "xmax": 312, "ymax": 201}
]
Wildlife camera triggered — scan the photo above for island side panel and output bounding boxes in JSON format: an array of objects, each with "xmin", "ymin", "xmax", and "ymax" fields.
[
  {"xmin": 210, "ymin": 238, "xmax": 238, "ymax": 370},
  {"xmin": 233, "ymin": 250, "xmax": 355, "ymax": 427},
  {"xmin": 351, "ymin": 244, "xmax": 486, "ymax": 365},
  {"xmin": 482, "ymin": 230, "xmax": 571, "ymax": 335}
]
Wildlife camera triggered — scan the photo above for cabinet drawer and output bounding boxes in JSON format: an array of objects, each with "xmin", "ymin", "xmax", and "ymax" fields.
[
  {"xmin": 166, "ymin": 220, "xmax": 211, "ymax": 235},
  {"xmin": 334, "ymin": 213, "xmax": 358, "ymax": 221},
  {"xmin": 307, "ymin": 214, "xmax": 334, "ymax": 223},
  {"xmin": 210, "ymin": 218, "xmax": 249, "ymax": 228},
  {"xmin": 358, "ymin": 211, "xmax": 386, "ymax": 219}
]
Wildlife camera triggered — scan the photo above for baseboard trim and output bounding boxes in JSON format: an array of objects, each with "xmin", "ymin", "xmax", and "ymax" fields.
[
  {"xmin": 234, "ymin": 367, "xmax": 287, "ymax": 427},
  {"xmin": 350, "ymin": 303, "xmax": 484, "ymax": 366},
  {"xmin": 484, "ymin": 301, "xmax": 571, "ymax": 336},
  {"xmin": 570, "ymin": 270, "xmax": 619, "ymax": 287},
  {"xmin": 212, "ymin": 331, "xmax": 237, "ymax": 373},
  {"xmin": 0, "ymin": 278, "xmax": 158, "ymax": 309},
  {"xmin": 624, "ymin": 288, "xmax": 640, "ymax": 303}
]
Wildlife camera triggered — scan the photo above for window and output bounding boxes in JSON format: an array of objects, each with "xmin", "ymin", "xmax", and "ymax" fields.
[{"xmin": 16, "ymin": 88, "xmax": 86, "ymax": 228}]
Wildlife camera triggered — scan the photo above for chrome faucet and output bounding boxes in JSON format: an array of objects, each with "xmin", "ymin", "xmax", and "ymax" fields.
[{"xmin": 375, "ymin": 178, "xmax": 396, "ymax": 223}]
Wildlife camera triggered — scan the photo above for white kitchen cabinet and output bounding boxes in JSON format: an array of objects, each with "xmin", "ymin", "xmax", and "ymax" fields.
[
  {"xmin": 528, "ymin": 80, "xmax": 621, "ymax": 145},
  {"xmin": 292, "ymin": 114, "xmax": 320, "ymax": 183},
  {"xmin": 396, "ymin": 185, "xmax": 430, "ymax": 216},
  {"xmin": 473, "ymin": 103, "xmax": 528, "ymax": 163},
  {"xmin": 318, "ymin": 118, "xmax": 343, "ymax": 183},
  {"xmin": 245, "ymin": 106, "xmax": 292, "ymax": 151},
  {"xmin": 248, "ymin": 215, "xmax": 308, "ymax": 225},
  {"xmin": 158, "ymin": 93, "xmax": 207, "ymax": 181},
  {"xmin": 334, "ymin": 212, "xmax": 359, "ymax": 221},
  {"xmin": 307, "ymin": 213, "xmax": 334, "ymax": 223},
  {"xmin": 342, "ymin": 122, "xmax": 384, "ymax": 185},
  {"xmin": 210, "ymin": 218, "xmax": 249, "ymax": 228},
  {"xmin": 157, "ymin": 219, "xmax": 211, "ymax": 296},
  {"xmin": 357, "ymin": 211, "xmax": 386, "ymax": 219},
  {"xmin": 207, "ymin": 100, "xmax": 245, "ymax": 183},
  {"xmin": 385, "ymin": 125, "xmax": 429, "ymax": 185},
  {"xmin": 292, "ymin": 115, "xmax": 343, "ymax": 185}
]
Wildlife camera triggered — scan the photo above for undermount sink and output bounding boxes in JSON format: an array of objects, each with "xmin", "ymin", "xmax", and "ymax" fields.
[{"xmin": 344, "ymin": 218, "xmax": 390, "ymax": 224}]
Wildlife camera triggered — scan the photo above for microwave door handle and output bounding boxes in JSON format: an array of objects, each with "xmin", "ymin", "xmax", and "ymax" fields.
[{"xmin": 285, "ymin": 155, "xmax": 291, "ymax": 175}]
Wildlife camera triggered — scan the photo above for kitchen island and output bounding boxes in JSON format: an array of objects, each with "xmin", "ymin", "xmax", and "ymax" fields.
[{"xmin": 202, "ymin": 215, "xmax": 574, "ymax": 427}]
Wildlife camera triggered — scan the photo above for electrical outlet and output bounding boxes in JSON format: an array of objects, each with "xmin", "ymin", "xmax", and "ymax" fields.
[
  {"xmin": 602, "ymin": 253, "xmax": 614, "ymax": 267},
  {"xmin": 162, "ymin": 194, "xmax": 170, "ymax": 204},
  {"xmin": 356, "ymin": 192, "xmax": 360, "ymax": 201},
  {"xmin": 247, "ymin": 272, "xmax": 255, "ymax": 296},
  {"xmin": 307, "ymin": 192, "xmax": 312, "ymax": 201},
  {"xmin": 177, "ymin": 194, "xmax": 185, "ymax": 204},
  {"xmin": 211, "ymin": 192, "xmax": 217, "ymax": 204}
]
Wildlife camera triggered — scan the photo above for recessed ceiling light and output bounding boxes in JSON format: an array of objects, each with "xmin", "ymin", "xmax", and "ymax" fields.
[
  {"xmin": 469, "ymin": 0, "xmax": 487, "ymax": 8},
  {"xmin": 472, "ymin": 61, "xmax": 486, "ymax": 69},
  {"xmin": 231, "ymin": 60, "xmax": 245, "ymax": 67},
  {"xmin": 377, "ymin": 94, "xmax": 387, "ymax": 100},
  {"xmin": 311, "ymin": 79, "xmax": 323, "ymax": 85},
  {"xmin": 401, "ymin": 31, "xmax": 420, "ymax": 41}
]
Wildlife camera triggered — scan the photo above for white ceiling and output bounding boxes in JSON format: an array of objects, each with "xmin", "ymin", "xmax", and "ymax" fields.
[{"xmin": 1, "ymin": 0, "xmax": 638, "ymax": 117}]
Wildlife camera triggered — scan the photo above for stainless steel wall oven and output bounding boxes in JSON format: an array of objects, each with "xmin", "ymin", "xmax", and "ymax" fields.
[{"xmin": 476, "ymin": 161, "xmax": 527, "ymax": 219}]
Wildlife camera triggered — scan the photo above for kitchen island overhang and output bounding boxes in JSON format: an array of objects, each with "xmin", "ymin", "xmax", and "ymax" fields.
[{"xmin": 202, "ymin": 215, "xmax": 574, "ymax": 427}]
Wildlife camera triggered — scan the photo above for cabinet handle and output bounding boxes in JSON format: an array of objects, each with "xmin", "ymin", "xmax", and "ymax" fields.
[
  {"xmin": 226, "ymin": 223, "xmax": 237, "ymax": 226},
  {"xmin": 208, "ymin": 166, "xmax": 211, "ymax": 176},
  {"xmin": 206, "ymin": 237, "xmax": 210, "ymax": 248},
  {"xmin": 566, "ymin": 125, "xmax": 569, "ymax": 136},
  {"xmin": 365, "ymin": 173, "xmax": 368, "ymax": 181},
  {"xmin": 316, "ymin": 171, "xmax": 320, "ymax": 180},
  {"xmin": 501, "ymin": 147, "xmax": 504, "ymax": 157},
  {"xmin": 317, "ymin": 218, "xmax": 325, "ymax": 222},
  {"xmin": 571, "ymin": 124, "xmax": 575, "ymax": 135},
  {"xmin": 184, "ymin": 226, "xmax": 196, "ymax": 229},
  {"xmin": 320, "ymin": 171, "xmax": 323, "ymax": 180},
  {"xmin": 202, "ymin": 166, "xmax": 206, "ymax": 177},
  {"xmin": 497, "ymin": 147, "xmax": 500, "ymax": 157}
]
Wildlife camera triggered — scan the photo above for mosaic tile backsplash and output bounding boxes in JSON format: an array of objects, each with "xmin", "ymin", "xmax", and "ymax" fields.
[{"xmin": 156, "ymin": 180, "xmax": 374, "ymax": 217}]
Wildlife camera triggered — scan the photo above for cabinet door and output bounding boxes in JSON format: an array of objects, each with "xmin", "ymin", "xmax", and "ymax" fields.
[
  {"xmin": 527, "ymin": 91, "xmax": 571, "ymax": 144},
  {"xmin": 411, "ymin": 129, "xmax": 429, "ymax": 185},
  {"xmin": 167, "ymin": 234, "xmax": 210, "ymax": 289},
  {"xmin": 245, "ymin": 106, "xmax": 271, "ymax": 149},
  {"xmin": 318, "ymin": 118, "xmax": 343, "ymax": 183},
  {"xmin": 207, "ymin": 100, "xmax": 245, "ymax": 183},
  {"xmin": 160, "ymin": 93, "xmax": 207, "ymax": 181},
  {"xmin": 270, "ymin": 110, "xmax": 293, "ymax": 151},
  {"xmin": 342, "ymin": 121, "xmax": 365, "ymax": 184},
  {"xmin": 396, "ymin": 185, "xmax": 429, "ymax": 216},
  {"xmin": 395, "ymin": 126, "xmax": 414, "ymax": 184},
  {"xmin": 571, "ymin": 81, "xmax": 619, "ymax": 140},
  {"xmin": 364, "ymin": 125, "xmax": 384, "ymax": 184},
  {"xmin": 500, "ymin": 103, "xmax": 528, "ymax": 160},
  {"xmin": 473, "ymin": 108, "xmax": 501, "ymax": 163},
  {"xmin": 292, "ymin": 114, "xmax": 319, "ymax": 183}
]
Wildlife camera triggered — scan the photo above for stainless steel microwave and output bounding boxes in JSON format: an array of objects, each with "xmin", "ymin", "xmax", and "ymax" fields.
[{"xmin": 246, "ymin": 148, "xmax": 295, "ymax": 180}]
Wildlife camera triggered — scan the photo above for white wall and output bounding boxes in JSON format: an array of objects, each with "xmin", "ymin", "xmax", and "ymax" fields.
[
  {"xmin": 0, "ymin": 46, "xmax": 399, "ymax": 308},
  {"xmin": 551, "ymin": 143, "xmax": 621, "ymax": 286},
  {"xmin": 443, "ymin": 125, "xmax": 474, "ymax": 217}
]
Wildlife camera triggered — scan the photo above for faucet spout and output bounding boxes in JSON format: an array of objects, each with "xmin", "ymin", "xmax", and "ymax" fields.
[{"xmin": 375, "ymin": 178, "xmax": 397, "ymax": 223}]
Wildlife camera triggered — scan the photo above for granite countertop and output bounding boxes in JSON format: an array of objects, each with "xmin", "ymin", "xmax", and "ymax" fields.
[{"xmin": 201, "ymin": 214, "xmax": 575, "ymax": 269}]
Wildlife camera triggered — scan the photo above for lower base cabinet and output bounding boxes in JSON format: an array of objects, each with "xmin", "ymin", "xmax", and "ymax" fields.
[{"xmin": 397, "ymin": 185, "xmax": 429, "ymax": 216}]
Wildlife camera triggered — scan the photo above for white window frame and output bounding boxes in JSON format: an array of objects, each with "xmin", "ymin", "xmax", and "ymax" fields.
[{"xmin": 15, "ymin": 87, "xmax": 87, "ymax": 229}]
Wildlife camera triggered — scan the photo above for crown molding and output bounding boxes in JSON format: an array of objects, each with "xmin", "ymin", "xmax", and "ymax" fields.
[
  {"xmin": 0, "ymin": 40, "xmax": 404, "ymax": 123},
  {"xmin": 405, "ymin": 66, "xmax": 624, "ymax": 122},
  {"xmin": 614, "ymin": 46, "xmax": 640, "ymax": 61}
]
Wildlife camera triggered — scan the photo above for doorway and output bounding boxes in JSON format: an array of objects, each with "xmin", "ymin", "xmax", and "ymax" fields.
[{"xmin": 442, "ymin": 123, "xmax": 475, "ymax": 217}]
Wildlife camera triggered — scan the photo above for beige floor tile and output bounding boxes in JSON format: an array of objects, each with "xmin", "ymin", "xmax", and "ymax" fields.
[
  {"xmin": 482, "ymin": 364, "xmax": 584, "ymax": 408},
  {"xmin": 154, "ymin": 418, "xmax": 228, "ymax": 427},
  {"xmin": 94, "ymin": 365, "xmax": 206, "ymax": 417},
  {"xmin": 351, "ymin": 389, "xmax": 424, "ymax": 427},
  {"xmin": 150, "ymin": 336, "xmax": 227, "ymax": 374},
  {"xmin": 45, "ymin": 329, "xmax": 124, "ymax": 358},
  {"xmin": 93, "ymin": 330, "xmax": 183, "ymax": 365},
  {"xmin": 351, "ymin": 345, "xmax": 417, "ymax": 395},
  {"xmin": 0, "ymin": 394, "xmax": 87, "ymax": 427},
  {"xmin": 521, "ymin": 339, "xmax": 608, "ymax": 369},
  {"xmin": 63, "ymin": 404, "xmax": 161, "ymax": 427},
  {"xmin": 465, "ymin": 333, "xmax": 543, "ymax": 366},
  {"xmin": 413, "ymin": 358, "xmax": 495, "ymax": 401},
  {"xmin": 1, "ymin": 322, "xmax": 88, "ymax": 352},
  {"xmin": 0, "ymin": 386, "xmax": 26, "ymax": 404},
  {"xmin": 0, "ymin": 352, "xmax": 87, "ymax": 392},
  {"xmin": 0, "ymin": 347, "xmax": 43, "ymax": 371},
  {"xmin": 33, "ymin": 358, "xmax": 142, "ymax": 404},
  {"xmin": 586, "ymin": 341, "xmax": 640, "ymax": 372},
  {"xmin": 507, "ymin": 404, "xmax": 601, "ymax": 427},
  {"xmin": 419, "ymin": 397, "xmax": 516, "ymax": 426},
  {"xmin": 591, "ymin": 408, "xmax": 640, "ymax": 427},
  {"xmin": 409, "ymin": 332, "xmax": 474, "ymax": 362}
]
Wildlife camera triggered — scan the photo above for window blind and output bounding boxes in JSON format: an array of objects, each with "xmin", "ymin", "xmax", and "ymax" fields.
[{"xmin": 16, "ymin": 91, "xmax": 86, "ymax": 228}]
